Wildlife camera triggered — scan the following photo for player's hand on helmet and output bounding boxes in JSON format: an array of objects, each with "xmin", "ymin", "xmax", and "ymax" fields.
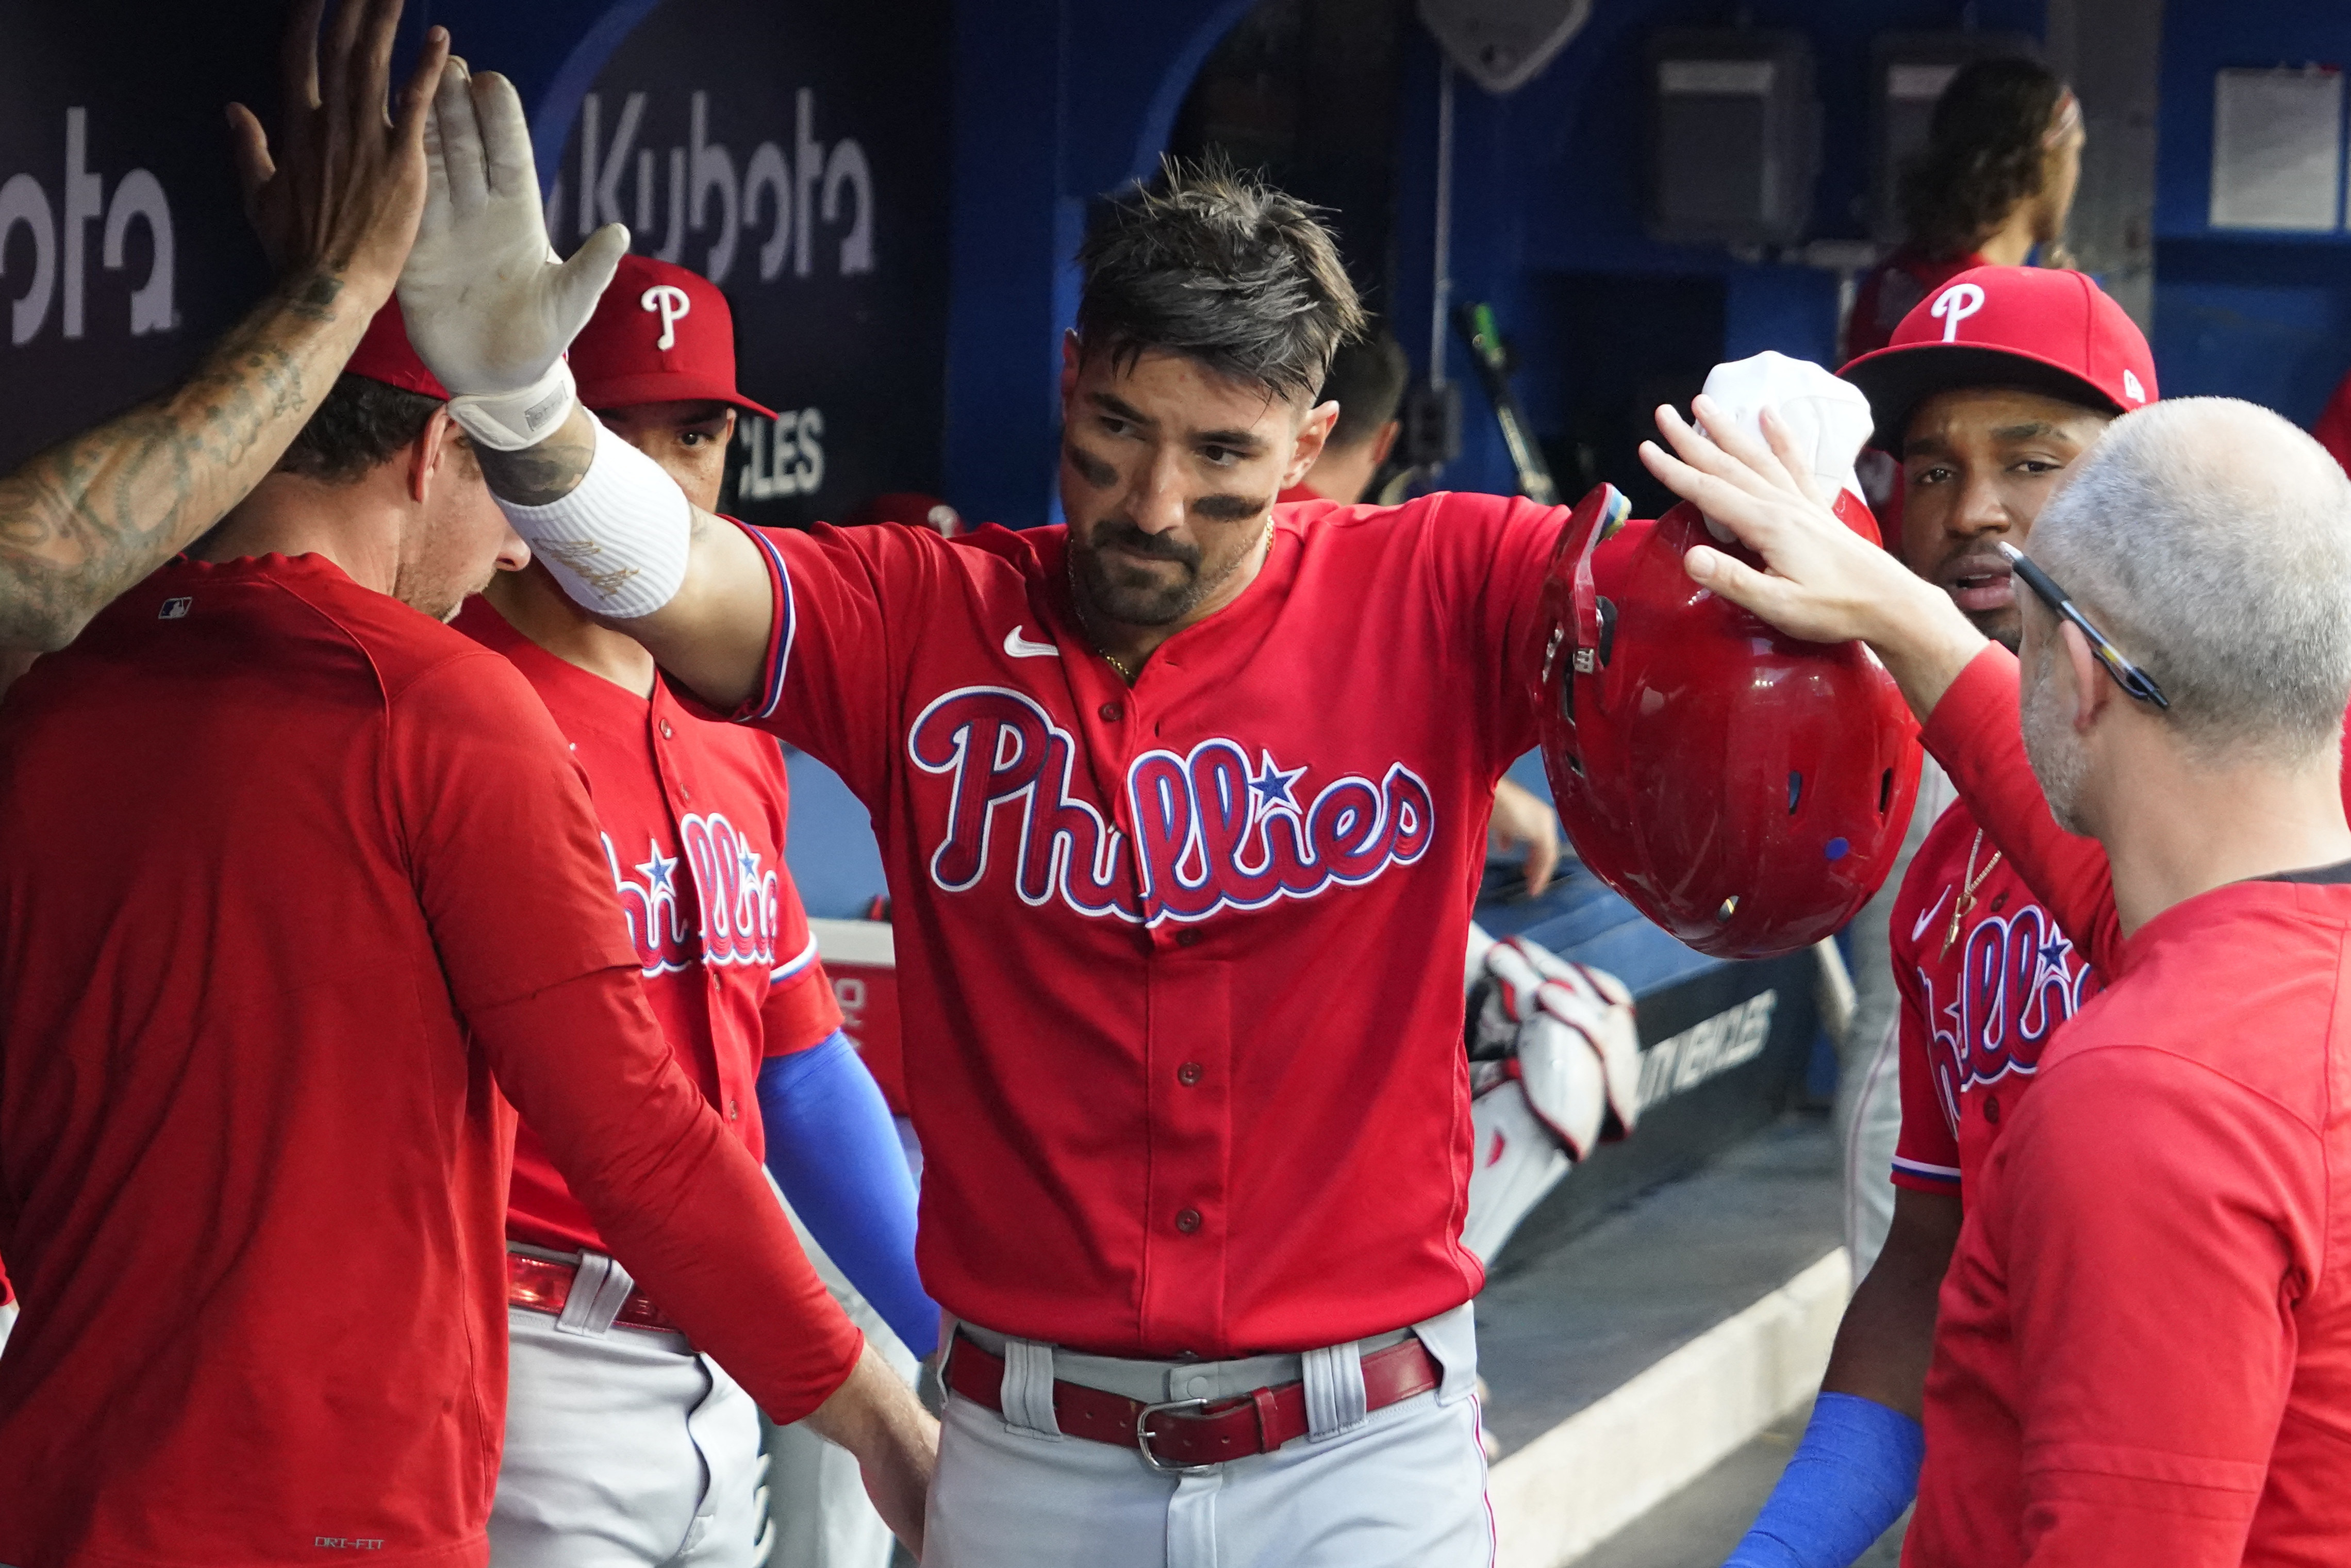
[
  {"xmin": 1640, "ymin": 395, "xmax": 1987, "ymax": 718},
  {"xmin": 1468, "ymin": 936, "xmax": 1639, "ymax": 1160},
  {"xmin": 398, "ymin": 59, "xmax": 628, "ymax": 412},
  {"xmin": 227, "ymin": 0, "xmax": 451, "ymax": 302}
]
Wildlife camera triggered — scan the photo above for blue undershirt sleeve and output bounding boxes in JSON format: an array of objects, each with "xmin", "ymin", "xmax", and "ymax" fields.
[
  {"xmin": 1723, "ymin": 1393, "xmax": 1924, "ymax": 1568},
  {"xmin": 756, "ymin": 1032, "xmax": 939, "ymax": 1358}
]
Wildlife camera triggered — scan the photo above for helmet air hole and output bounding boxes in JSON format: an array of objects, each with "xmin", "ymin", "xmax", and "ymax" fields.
[
  {"xmin": 1878, "ymin": 768, "xmax": 1894, "ymax": 815},
  {"xmin": 1716, "ymin": 895, "xmax": 1739, "ymax": 922},
  {"xmin": 1787, "ymin": 771, "xmax": 1802, "ymax": 814}
]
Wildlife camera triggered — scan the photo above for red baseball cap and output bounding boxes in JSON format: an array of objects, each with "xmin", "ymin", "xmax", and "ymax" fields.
[
  {"xmin": 568, "ymin": 253, "xmax": 776, "ymax": 420},
  {"xmin": 1840, "ymin": 266, "xmax": 2155, "ymax": 450},
  {"xmin": 344, "ymin": 298, "xmax": 449, "ymax": 401}
]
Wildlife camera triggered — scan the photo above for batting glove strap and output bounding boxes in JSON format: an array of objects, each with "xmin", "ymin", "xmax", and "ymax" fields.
[
  {"xmin": 498, "ymin": 416, "xmax": 693, "ymax": 619},
  {"xmin": 447, "ymin": 359, "xmax": 578, "ymax": 453},
  {"xmin": 1724, "ymin": 1393, "xmax": 1923, "ymax": 1568}
]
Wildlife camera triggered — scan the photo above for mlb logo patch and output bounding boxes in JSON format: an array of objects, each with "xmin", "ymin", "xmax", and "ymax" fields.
[{"xmin": 158, "ymin": 597, "xmax": 193, "ymax": 620}]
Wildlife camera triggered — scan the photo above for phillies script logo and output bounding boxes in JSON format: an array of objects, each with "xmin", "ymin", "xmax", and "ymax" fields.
[
  {"xmin": 600, "ymin": 812, "xmax": 782, "ymax": 977},
  {"xmin": 1918, "ymin": 902, "xmax": 2098, "ymax": 1136},
  {"xmin": 909, "ymin": 687, "xmax": 1436, "ymax": 925}
]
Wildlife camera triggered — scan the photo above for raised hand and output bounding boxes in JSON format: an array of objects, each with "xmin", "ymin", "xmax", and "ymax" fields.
[
  {"xmin": 399, "ymin": 61, "xmax": 628, "ymax": 446},
  {"xmin": 228, "ymin": 0, "xmax": 449, "ymax": 301},
  {"xmin": 0, "ymin": 0, "xmax": 452, "ymax": 650},
  {"xmin": 1640, "ymin": 395, "xmax": 1987, "ymax": 720}
]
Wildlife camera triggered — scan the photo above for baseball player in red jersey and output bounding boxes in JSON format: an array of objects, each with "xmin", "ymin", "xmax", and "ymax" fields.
[
  {"xmin": 0, "ymin": 278, "xmax": 934, "ymax": 1563},
  {"xmin": 1722, "ymin": 267, "xmax": 2151, "ymax": 1568},
  {"xmin": 395, "ymin": 71, "xmax": 1567, "ymax": 1563},
  {"xmin": 454, "ymin": 252, "xmax": 936, "ymax": 1567},
  {"xmin": 1651, "ymin": 384, "xmax": 2351, "ymax": 1565}
]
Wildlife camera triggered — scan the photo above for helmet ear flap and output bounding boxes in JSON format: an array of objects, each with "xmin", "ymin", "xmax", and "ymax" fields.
[{"xmin": 1537, "ymin": 493, "xmax": 1924, "ymax": 961}]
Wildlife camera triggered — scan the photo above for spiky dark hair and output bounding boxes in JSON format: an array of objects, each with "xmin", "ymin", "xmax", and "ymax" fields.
[{"xmin": 1075, "ymin": 157, "xmax": 1367, "ymax": 405}]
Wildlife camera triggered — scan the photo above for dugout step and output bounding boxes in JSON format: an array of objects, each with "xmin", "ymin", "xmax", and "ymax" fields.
[
  {"xmin": 1476, "ymin": 1113, "xmax": 1848, "ymax": 1568},
  {"xmin": 1565, "ymin": 1398, "xmax": 1908, "ymax": 1568}
]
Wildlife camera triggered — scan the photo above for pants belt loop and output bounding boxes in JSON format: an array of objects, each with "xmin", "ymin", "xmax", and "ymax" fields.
[
  {"xmin": 554, "ymin": 1250, "xmax": 635, "ymax": 1338},
  {"xmin": 999, "ymin": 1336, "xmax": 1063, "ymax": 1438},
  {"xmin": 1302, "ymin": 1338, "xmax": 1369, "ymax": 1440}
]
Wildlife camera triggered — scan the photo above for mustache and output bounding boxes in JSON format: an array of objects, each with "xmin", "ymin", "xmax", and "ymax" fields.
[{"xmin": 1087, "ymin": 518, "xmax": 1201, "ymax": 566}]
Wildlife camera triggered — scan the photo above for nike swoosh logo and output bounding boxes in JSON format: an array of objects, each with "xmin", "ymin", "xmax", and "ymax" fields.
[
  {"xmin": 1911, "ymin": 886, "xmax": 1953, "ymax": 943},
  {"xmin": 1003, "ymin": 626, "xmax": 1061, "ymax": 659}
]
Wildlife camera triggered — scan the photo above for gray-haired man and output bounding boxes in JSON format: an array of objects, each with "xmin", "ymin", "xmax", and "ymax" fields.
[{"xmin": 1648, "ymin": 394, "xmax": 2351, "ymax": 1563}]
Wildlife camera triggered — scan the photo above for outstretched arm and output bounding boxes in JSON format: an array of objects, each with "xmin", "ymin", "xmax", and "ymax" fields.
[
  {"xmin": 473, "ymin": 407, "xmax": 775, "ymax": 708},
  {"xmin": 0, "ymin": 0, "xmax": 446, "ymax": 651}
]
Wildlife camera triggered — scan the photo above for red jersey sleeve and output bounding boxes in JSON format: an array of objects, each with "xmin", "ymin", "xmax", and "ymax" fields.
[
  {"xmin": 1922, "ymin": 645, "xmax": 2124, "ymax": 974},
  {"xmin": 1998, "ymin": 1048, "xmax": 2313, "ymax": 1566},
  {"xmin": 1420, "ymin": 491, "xmax": 1569, "ymax": 773},
  {"xmin": 764, "ymin": 961, "xmax": 845, "ymax": 1058},
  {"xmin": 387, "ymin": 656, "xmax": 863, "ymax": 1422},
  {"xmin": 725, "ymin": 520, "xmax": 946, "ymax": 799}
]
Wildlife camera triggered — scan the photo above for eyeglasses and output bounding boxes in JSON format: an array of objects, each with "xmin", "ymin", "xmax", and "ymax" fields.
[{"xmin": 1996, "ymin": 541, "xmax": 2170, "ymax": 709}]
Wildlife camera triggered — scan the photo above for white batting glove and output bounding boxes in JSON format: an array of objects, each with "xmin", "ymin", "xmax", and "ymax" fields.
[
  {"xmin": 1468, "ymin": 936, "xmax": 1642, "ymax": 1160},
  {"xmin": 398, "ymin": 60, "xmax": 629, "ymax": 449},
  {"xmin": 1692, "ymin": 351, "xmax": 1875, "ymax": 540}
]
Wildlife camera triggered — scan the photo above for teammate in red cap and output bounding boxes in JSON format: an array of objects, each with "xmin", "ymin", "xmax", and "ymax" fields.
[
  {"xmin": 1721, "ymin": 265, "xmax": 2156, "ymax": 1568},
  {"xmin": 454, "ymin": 252, "xmax": 935, "ymax": 1568},
  {"xmin": 0, "ymin": 292, "xmax": 934, "ymax": 1566},
  {"xmin": 1650, "ymin": 352, "xmax": 2351, "ymax": 1567}
]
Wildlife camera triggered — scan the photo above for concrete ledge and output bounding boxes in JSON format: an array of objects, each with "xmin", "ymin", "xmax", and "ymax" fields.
[{"xmin": 1488, "ymin": 1248, "xmax": 1850, "ymax": 1568}]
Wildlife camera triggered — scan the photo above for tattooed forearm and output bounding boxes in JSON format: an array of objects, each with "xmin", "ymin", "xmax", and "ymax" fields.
[
  {"xmin": 475, "ymin": 406, "xmax": 598, "ymax": 507},
  {"xmin": 0, "ymin": 267, "xmax": 366, "ymax": 651}
]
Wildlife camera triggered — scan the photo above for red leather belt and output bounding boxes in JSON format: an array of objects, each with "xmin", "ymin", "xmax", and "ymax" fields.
[
  {"xmin": 945, "ymin": 1332, "xmax": 1441, "ymax": 1473},
  {"xmin": 506, "ymin": 1251, "xmax": 679, "ymax": 1335}
]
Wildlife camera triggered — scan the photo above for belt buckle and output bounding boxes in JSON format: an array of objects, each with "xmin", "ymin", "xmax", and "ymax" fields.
[{"xmin": 1133, "ymin": 1396, "xmax": 1220, "ymax": 1475}]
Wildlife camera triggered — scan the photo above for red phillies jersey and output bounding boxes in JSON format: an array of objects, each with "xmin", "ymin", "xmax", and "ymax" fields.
[
  {"xmin": 1914, "ymin": 878, "xmax": 2351, "ymax": 1567},
  {"xmin": 454, "ymin": 601, "xmax": 840, "ymax": 1257},
  {"xmin": 0, "ymin": 554, "xmax": 859, "ymax": 1568},
  {"xmin": 711, "ymin": 494, "xmax": 1561, "ymax": 1357},
  {"xmin": 1886, "ymin": 800, "xmax": 2099, "ymax": 1197},
  {"xmin": 1843, "ymin": 248, "xmax": 1987, "ymax": 362}
]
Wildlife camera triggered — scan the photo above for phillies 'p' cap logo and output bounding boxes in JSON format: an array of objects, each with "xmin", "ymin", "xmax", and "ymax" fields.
[
  {"xmin": 640, "ymin": 284, "xmax": 692, "ymax": 351},
  {"xmin": 1931, "ymin": 282, "xmax": 1986, "ymax": 342}
]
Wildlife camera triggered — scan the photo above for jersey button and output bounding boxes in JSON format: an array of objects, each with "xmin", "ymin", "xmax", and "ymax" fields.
[
  {"xmin": 1178, "ymin": 1062, "xmax": 1203, "ymax": 1086},
  {"xmin": 1099, "ymin": 702, "xmax": 1122, "ymax": 722},
  {"xmin": 659, "ymin": 720, "xmax": 675, "ymax": 739},
  {"xmin": 1176, "ymin": 930, "xmax": 1200, "ymax": 948},
  {"xmin": 1983, "ymin": 1095, "xmax": 2001, "ymax": 1125},
  {"xmin": 727, "ymin": 1097, "xmax": 740, "ymax": 1120},
  {"xmin": 1175, "ymin": 1208, "xmax": 1202, "ymax": 1234}
]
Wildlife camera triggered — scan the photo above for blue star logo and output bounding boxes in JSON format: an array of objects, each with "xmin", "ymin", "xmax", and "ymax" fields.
[
  {"xmin": 1248, "ymin": 750, "xmax": 1307, "ymax": 817},
  {"xmin": 2033, "ymin": 933, "xmax": 2074, "ymax": 988},
  {"xmin": 738, "ymin": 844, "xmax": 762, "ymax": 882},
  {"xmin": 639, "ymin": 840, "xmax": 679, "ymax": 897}
]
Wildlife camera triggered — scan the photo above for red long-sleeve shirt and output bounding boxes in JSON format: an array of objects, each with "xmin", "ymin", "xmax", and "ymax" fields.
[
  {"xmin": 0, "ymin": 554, "xmax": 860, "ymax": 1568},
  {"xmin": 1907, "ymin": 645, "xmax": 2351, "ymax": 1567}
]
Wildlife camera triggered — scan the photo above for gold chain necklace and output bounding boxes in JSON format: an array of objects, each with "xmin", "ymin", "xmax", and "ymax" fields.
[
  {"xmin": 1064, "ymin": 518, "xmax": 1272, "ymax": 686},
  {"xmin": 1943, "ymin": 829, "xmax": 2005, "ymax": 957}
]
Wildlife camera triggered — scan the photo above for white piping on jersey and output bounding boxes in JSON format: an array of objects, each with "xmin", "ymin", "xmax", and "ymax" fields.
[{"xmin": 770, "ymin": 930, "xmax": 821, "ymax": 986}]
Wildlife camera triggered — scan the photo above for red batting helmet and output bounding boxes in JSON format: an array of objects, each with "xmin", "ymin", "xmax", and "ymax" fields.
[{"xmin": 1534, "ymin": 484, "xmax": 1922, "ymax": 960}]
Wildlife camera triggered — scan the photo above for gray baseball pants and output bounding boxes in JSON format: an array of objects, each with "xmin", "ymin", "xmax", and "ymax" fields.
[{"xmin": 925, "ymin": 1302, "xmax": 1493, "ymax": 1568}]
